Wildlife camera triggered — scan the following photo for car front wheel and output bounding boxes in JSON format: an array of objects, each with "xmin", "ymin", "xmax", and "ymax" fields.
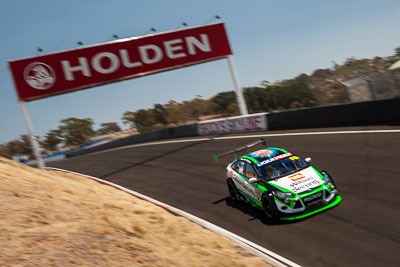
[{"xmin": 262, "ymin": 194, "xmax": 277, "ymax": 220}]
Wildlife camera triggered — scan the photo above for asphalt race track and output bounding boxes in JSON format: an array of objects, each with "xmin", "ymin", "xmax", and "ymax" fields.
[{"xmin": 49, "ymin": 126, "xmax": 400, "ymax": 267}]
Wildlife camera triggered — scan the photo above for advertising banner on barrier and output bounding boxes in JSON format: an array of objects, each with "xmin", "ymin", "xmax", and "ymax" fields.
[
  {"xmin": 9, "ymin": 23, "xmax": 232, "ymax": 102},
  {"xmin": 198, "ymin": 113, "xmax": 267, "ymax": 135}
]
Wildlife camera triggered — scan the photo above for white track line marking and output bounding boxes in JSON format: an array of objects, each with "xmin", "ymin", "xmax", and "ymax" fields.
[
  {"xmin": 87, "ymin": 138, "xmax": 210, "ymax": 156},
  {"xmin": 85, "ymin": 129, "xmax": 400, "ymax": 156},
  {"xmin": 214, "ymin": 129, "xmax": 400, "ymax": 140},
  {"xmin": 123, "ymin": 137, "xmax": 210, "ymax": 149}
]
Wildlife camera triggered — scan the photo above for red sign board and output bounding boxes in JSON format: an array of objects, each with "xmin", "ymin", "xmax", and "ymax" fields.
[{"xmin": 9, "ymin": 23, "xmax": 232, "ymax": 102}]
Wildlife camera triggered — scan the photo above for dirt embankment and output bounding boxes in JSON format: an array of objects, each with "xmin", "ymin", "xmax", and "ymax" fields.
[{"xmin": 0, "ymin": 157, "xmax": 271, "ymax": 267}]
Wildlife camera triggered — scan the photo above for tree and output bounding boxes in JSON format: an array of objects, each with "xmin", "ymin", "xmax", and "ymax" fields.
[
  {"xmin": 210, "ymin": 91, "xmax": 236, "ymax": 114},
  {"xmin": 243, "ymin": 87, "xmax": 270, "ymax": 113},
  {"xmin": 293, "ymin": 73, "xmax": 310, "ymax": 84},
  {"xmin": 6, "ymin": 140, "xmax": 24, "ymax": 157},
  {"xmin": 152, "ymin": 104, "xmax": 168, "ymax": 125},
  {"xmin": 58, "ymin": 117, "xmax": 95, "ymax": 146},
  {"xmin": 165, "ymin": 100, "xmax": 186, "ymax": 124},
  {"xmin": 6, "ymin": 135, "xmax": 34, "ymax": 159},
  {"xmin": 0, "ymin": 143, "xmax": 11, "ymax": 159},
  {"xmin": 262, "ymin": 81, "xmax": 318, "ymax": 110},
  {"xmin": 227, "ymin": 103, "xmax": 240, "ymax": 115},
  {"xmin": 260, "ymin": 80, "xmax": 271, "ymax": 87},
  {"xmin": 121, "ymin": 111, "xmax": 136, "ymax": 129},
  {"xmin": 182, "ymin": 97, "xmax": 216, "ymax": 120},
  {"xmin": 395, "ymin": 46, "xmax": 400, "ymax": 57},
  {"xmin": 97, "ymin": 122, "xmax": 121, "ymax": 135},
  {"xmin": 40, "ymin": 129, "xmax": 62, "ymax": 152},
  {"xmin": 133, "ymin": 109, "xmax": 156, "ymax": 132},
  {"xmin": 311, "ymin": 69, "xmax": 333, "ymax": 79}
]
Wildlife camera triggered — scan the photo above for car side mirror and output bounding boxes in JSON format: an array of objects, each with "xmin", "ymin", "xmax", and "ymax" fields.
[
  {"xmin": 249, "ymin": 178, "xmax": 258, "ymax": 184},
  {"xmin": 305, "ymin": 157, "xmax": 312, "ymax": 163}
]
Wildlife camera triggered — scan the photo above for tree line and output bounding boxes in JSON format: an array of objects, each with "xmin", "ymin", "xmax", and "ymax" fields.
[
  {"xmin": 1, "ymin": 46, "xmax": 399, "ymax": 160},
  {"xmin": 0, "ymin": 120, "xmax": 121, "ymax": 160},
  {"xmin": 0, "ymin": 80, "xmax": 317, "ymax": 160}
]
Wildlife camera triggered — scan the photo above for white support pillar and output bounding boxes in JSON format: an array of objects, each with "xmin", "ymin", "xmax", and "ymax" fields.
[
  {"xmin": 227, "ymin": 55, "xmax": 248, "ymax": 115},
  {"xmin": 19, "ymin": 101, "xmax": 45, "ymax": 169}
]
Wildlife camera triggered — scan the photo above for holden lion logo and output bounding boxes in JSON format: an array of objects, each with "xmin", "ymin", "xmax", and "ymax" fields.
[{"xmin": 23, "ymin": 62, "xmax": 55, "ymax": 90}]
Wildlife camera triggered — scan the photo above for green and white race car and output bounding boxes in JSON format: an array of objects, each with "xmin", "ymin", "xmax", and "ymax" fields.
[{"xmin": 214, "ymin": 139, "xmax": 342, "ymax": 221}]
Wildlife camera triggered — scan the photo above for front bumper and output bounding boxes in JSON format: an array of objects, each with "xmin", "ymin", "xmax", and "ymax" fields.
[{"xmin": 278, "ymin": 195, "xmax": 342, "ymax": 220}]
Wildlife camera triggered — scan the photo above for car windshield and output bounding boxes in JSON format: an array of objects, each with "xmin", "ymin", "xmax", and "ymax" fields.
[{"xmin": 257, "ymin": 156, "xmax": 308, "ymax": 180}]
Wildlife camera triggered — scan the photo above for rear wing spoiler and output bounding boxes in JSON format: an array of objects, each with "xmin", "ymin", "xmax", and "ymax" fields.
[{"xmin": 213, "ymin": 138, "xmax": 266, "ymax": 163}]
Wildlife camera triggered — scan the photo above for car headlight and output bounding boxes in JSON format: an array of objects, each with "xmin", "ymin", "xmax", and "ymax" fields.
[
  {"xmin": 322, "ymin": 172, "xmax": 335, "ymax": 189},
  {"xmin": 272, "ymin": 191, "xmax": 294, "ymax": 204}
]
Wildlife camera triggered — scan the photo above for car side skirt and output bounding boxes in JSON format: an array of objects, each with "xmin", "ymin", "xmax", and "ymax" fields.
[{"xmin": 237, "ymin": 188, "xmax": 263, "ymax": 209}]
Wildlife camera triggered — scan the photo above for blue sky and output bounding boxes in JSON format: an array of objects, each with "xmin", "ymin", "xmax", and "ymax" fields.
[{"xmin": 1, "ymin": 0, "xmax": 399, "ymax": 143}]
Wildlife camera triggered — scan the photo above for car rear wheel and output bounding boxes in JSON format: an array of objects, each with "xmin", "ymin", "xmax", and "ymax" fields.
[
  {"xmin": 262, "ymin": 195, "xmax": 277, "ymax": 220},
  {"xmin": 227, "ymin": 179, "xmax": 240, "ymax": 202}
]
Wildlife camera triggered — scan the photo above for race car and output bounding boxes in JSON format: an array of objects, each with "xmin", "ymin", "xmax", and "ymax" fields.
[{"xmin": 213, "ymin": 139, "xmax": 341, "ymax": 221}]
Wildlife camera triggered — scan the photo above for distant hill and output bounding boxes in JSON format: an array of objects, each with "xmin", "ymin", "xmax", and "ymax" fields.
[{"xmin": 288, "ymin": 54, "xmax": 400, "ymax": 105}]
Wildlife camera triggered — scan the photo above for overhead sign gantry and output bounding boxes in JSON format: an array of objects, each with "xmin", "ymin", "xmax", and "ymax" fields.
[{"xmin": 8, "ymin": 23, "xmax": 248, "ymax": 168}]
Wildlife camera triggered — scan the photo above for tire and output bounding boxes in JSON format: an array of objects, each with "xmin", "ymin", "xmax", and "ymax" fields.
[
  {"xmin": 262, "ymin": 194, "xmax": 277, "ymax": 220},
  {"xmin": 227, "ymin": 179, "xmax": 240, "ymax": 202}
]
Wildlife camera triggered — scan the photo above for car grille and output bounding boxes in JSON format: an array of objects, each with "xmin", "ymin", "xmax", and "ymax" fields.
[{"xmin": 302, "ymin": 191, "xmax": 323, "ymax": 205}]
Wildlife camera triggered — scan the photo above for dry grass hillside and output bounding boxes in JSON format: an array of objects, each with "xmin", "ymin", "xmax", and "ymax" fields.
[{"xmin": 0, "ymin": 157, "xmax": 271, "ymax": 267}]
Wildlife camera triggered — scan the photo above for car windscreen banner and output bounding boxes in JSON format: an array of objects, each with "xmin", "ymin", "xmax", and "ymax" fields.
[
  {"xmin": 8, "ymin": 23, "xmax": 232, "ymax": 102},
  {"xmin": 197, "ymin": 113, "xmax": 268, "ymax": 135}
]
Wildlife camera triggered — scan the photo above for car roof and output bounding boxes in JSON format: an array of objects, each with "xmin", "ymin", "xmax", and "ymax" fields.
[{"xmin": 244, "ymin": 147, "xmax": 289, "ymax": 162}]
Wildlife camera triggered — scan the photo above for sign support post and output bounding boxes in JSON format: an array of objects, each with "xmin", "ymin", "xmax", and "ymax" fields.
[
  {"xmin": 227, "ymin": 55, "xmax": 248, "ymax": 115},
  {"xmin": 8, "ymin": 23, "xmax": 241, "ymax": 167},
  {"xmin": 18, "ymin": 101, "xmax": 45, "ymax": 169}
]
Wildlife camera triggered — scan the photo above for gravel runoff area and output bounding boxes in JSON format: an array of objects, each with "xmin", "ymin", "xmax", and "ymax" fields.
[{"xmin": 0, "ymin": 157, "xmax": 272, "ymax": 267}]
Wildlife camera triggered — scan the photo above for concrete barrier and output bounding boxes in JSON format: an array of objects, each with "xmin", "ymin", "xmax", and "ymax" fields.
[
  {"xmin": 266, "ymin": 97, "xmax": 400, "ymax": 130},
  {"xmin": 67, "ymin": 124, "xmax": 198, "ymax": 158},
  {"xmin": 197, "ymin": 113, "xmax": 267, "ymax": 135},
  {"xmin": 67, "ymin": 97, "xmax": 399, "ymax": 158}
]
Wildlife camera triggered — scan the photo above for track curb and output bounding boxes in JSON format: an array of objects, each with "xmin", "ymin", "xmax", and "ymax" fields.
[{"xmin": 45, "ymin": 167, "xmax": 301, "ymax": 267}]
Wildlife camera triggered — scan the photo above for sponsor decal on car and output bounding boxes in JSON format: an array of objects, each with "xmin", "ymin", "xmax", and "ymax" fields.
[
  {"xmin": 289, "ymin": 173, "xmax": 305, "ymax": 181},
  {"xmin": 303, "ymin": 192, "xmax": 323, "ymax": 203},
  {"xmin": 251, "ymin": 149, "xmax": 273, "ymax": 157},
  {"xmin": 231, "ymin": 171, "xmax": 261, "ymax": 201},
  {"xmin": 289, "ymin": 177, "xmax": 321, "ymax": 193},
  {"xmin": 256, "ymin": 152, "xmax": 293, "ymax": 167},
  {"xmin": 268, "ymin": 167, "xmax": 323, "ymax": 194}
]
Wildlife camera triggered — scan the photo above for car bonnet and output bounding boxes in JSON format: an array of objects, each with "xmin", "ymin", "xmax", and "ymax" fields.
[{"xmin": 267, "ymin": 166, "xmax": 323, "ymax": 194}]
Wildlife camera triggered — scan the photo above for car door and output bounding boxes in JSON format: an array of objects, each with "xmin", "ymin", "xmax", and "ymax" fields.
[
  {"xmin": 231, "ymin": 160, "xmax": 248, "ymax": 196},
  {"xmin": 243, "ymin": 163, "xmax": 263, "ymax": 203}
]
